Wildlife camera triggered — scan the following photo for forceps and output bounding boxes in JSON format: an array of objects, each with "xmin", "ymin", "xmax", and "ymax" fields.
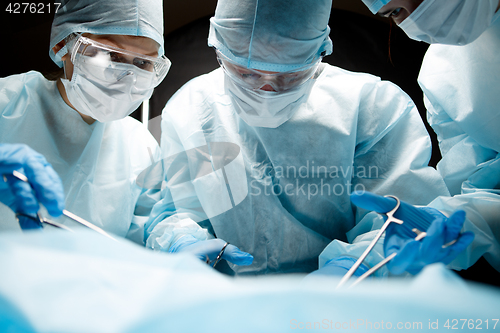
[
  {"xmin": 348, "ymin": 225, "xmax": 459, "ymax": 288},
  {"xmin": 336, "ymin": 195, "xmax": 403, "ymax": 289},
  {"xmin": 3, "ymin": 171, "xmax": 117, "ymax": 241},
  {"xmin": 348, "ymin": 228, "xmax": 426, "ymax": 288},
  {"xmin": 15, "ymin": 211, "xmax": 74, "ymax": 232}
]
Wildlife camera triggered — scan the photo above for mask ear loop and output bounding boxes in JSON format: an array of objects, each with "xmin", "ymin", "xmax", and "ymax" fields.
[
  {"xmin": 63, "ymin": 58, "xmax": 69, "ymax": 80},
  {"xmin": 54, "ymin": 42, "xmax": 70, "ymax": 80}
]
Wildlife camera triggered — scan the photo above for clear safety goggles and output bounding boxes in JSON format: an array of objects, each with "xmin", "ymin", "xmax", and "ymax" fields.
[
  {"xmin": 216, "ymin": 50, "xmax": 322, "ymax": 92},
  {"xmin": 67, "ymin": 35, "xmax": 171, "ymax": 90}
]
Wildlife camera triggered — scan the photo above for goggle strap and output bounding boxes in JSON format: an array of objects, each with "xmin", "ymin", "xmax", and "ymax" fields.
[{"xmin": 68, "ymin": 33, "xmax": 86, "ymax": 64}]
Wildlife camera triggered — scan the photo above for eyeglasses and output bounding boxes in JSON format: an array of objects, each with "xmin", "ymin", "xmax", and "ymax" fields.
[
  {"xmin": 216, "ymin": 50, "xmax": 322, "ymax": 92},
  {"xmin": 67, "ymin": 35, "xmax": 171, "ymax": 90}
]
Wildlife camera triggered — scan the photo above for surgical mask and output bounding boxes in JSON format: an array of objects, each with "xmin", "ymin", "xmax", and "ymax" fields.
[
  {"xmin": 61, "ymin": 35, "xmax": 171, "ymax": 122},
  {"xmin": 224, "ymin": 74, "xmax": 315, "ymax": 128},
  {"xmin": 398, "ymin": 0, "xmax": 499, "ymax": 45}
]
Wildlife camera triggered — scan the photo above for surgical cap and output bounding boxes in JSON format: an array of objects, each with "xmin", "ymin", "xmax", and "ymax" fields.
[
  {"xmin": 49, "ymin": 0, "xmax": 164, "ymax": 67},
  {"xmin": 208, "ymin": 0, "xmax": 333, "ymax": 72},
  {"xmin": 361, "ymin": 0, "xmax": 391, "ymax": 14}
]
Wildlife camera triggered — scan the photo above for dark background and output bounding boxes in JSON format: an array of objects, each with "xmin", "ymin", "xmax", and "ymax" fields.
[
  {"xmin": 0, "ymin": 0, "xmax": 438, "ymax": 163},
  {"xmin": 0, "ymin": 0, "xmax": 498, "ymax": 286}
]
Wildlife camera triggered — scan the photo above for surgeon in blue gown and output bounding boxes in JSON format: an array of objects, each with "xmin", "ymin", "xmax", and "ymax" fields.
[
  {"xmin": 359, "ymin": 0, "xmax": 500, "ymax": 274},
  {"xmin": 145, "ymin": 0, "xmax": 451, "ymax": 275},
  {"xmin": 0, "ymin": 0, "xmax": 169, "ymax": 244}
]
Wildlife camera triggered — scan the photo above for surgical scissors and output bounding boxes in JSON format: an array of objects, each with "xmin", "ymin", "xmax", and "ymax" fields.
[
  {"xmin": 4, "ymin": 170, "xmax": 117, "ymax": 241},
  {"xmin": 210, "ymin": 242, "xmax": 229, "ymax": 268},
  {"xmin": 337, "ymin": 195, "xmax": 403, "ymax": 288}
]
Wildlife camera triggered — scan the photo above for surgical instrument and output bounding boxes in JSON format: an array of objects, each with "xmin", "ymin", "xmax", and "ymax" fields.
[
  {"xmin": 413, "ymin": 227, "xmax": 457, "ymax": 248},
  {"xmin": 205, "ymin": 242, "xmax": 229, "ymax": 268},
  {"xmin": 349, "ymin": 252, "xmax": 396, "ymax": 288},
  {"xmin": 212, "ymin": 242, "xmax": 229, "ymax": 268},
  {"xmin": 349, "ymin": 228, "xmax": 425, "ymax": 288},
  {"xmin": 337, "ymin": 195, "xmax": 403, "ymax": 288},
  {"xmin": 4, "ymin": 170, "xmax": 117, "ymax": 241},
  {"xmin": 15, "ymin": 212, "xmax": 74, "ymax": 232},
  {"xmin": 349, "ymin": 226, "xmax": 460, "ymax": 288}
]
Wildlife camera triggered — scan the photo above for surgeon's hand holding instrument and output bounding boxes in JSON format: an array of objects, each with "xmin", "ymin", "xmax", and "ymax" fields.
[
  {"xmin": 349, "ymin": 224, "xmax": 463, "ymax": 288},
  {"xmin": 337, "ymin": 194, "xmax": 404, "ymax": 288},
  {"xmin": 345, "ymin": 191, "xmax": 474, "ymax": 282},
  {"xmin": 0, "ymin": 144, "xmax": 64, "ymax": 217},
  {"xmin": 348, "ymin": 227, "xmax": 426, "ymax": 288},
  {"xmin": 168, "ymin": 234, "xmax": 254, "ymax": 267},
  {"xmin": 3, "ymin": 170, "xmax": 117, "ymax": 241}
]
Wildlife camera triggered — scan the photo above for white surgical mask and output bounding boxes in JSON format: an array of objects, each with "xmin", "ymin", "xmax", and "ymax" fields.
[
  {"xmin": 224, "ymin": 75, "xmax": 314, "ymax": 128},
  {"xmin": 61, "ymin": 59, "xmax": 154, "ymax": 122},
  {"xmin": 398, "ymin": 0, "xmax": 499, "ymax": 45}
]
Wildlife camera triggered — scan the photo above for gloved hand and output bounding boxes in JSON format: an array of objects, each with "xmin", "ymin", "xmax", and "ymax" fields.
[
  {"xmin": 0, "ymin": 144, "xmax": 64, "ymax": 217},
  {"xmin": 305, "ymin": 256, "xmax": 369, "ymax": 278},
  {"xmin": 169, "ymin": 235, "xmax": 254, "ymax": 266},
  {"xmin": 350, "ymin": 191, "xmax": 474, "ymax": 275}
]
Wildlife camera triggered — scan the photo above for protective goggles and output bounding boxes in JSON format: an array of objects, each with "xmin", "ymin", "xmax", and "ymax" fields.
[
  {"xmin": 216, "ymin": 50, "xmax": 322, "ymax": 92},
  {"xmin": 67, "ymin": 35, "xmax": 171, "ymax": 90}
]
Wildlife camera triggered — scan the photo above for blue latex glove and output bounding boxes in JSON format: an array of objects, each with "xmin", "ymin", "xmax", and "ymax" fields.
[
  {"xmin": 0, "ymin": 144, "xmax": 64, "ymax": 217},
  {"xmin": 305, "ymin": 256, "xmax": 370, "ymax": 278},
  {"xmin": 350, "ymin": 191, "xmax": 475, "ymax": 275},
  {"xmin": 169, "ymin": 235, "xmax": 254, "ymax": 266}
]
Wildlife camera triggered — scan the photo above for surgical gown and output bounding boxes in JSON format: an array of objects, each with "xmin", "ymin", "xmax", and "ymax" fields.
[
  {"xmin": 418, "ymin": 14, "xmax": 500, "ymax": 272},
  {"xmin": 0, "ymin": 71, "xmax": 161, "ymax": 244},
  {"xmin": 146, "ymin": 64, "xmax": 449, "ymax": 275}
]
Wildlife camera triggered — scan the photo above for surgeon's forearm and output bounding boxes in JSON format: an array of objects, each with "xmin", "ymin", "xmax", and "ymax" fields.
[
  {"xmin": 145, "ymin": 213, "xmax": 210, "ymax": 252},
  {"xmin": 428, "ymin": 193, "xmax": 500, "ymax": 272}
]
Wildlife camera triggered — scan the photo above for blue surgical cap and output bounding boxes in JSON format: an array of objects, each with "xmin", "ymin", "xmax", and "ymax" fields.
[
  {"xmin": 208, "ymin": 0, "xmax": 333, "ymax": 72},
  {"xmin": 49, "ymin": 0, "xmax": 165, "ymax": 67},
  {"xmin": 362, "ymin": 0, "xmax": 392, "ymax": 14}
]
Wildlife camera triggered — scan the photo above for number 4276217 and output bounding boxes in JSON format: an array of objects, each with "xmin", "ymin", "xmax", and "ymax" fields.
[
  {"xmin": 5, "ymin": 3, "xmax": 61, "ymax": 14},
  {"xmin": 444, "ymin": 319, "xmax": 499, "ymax": 330}
]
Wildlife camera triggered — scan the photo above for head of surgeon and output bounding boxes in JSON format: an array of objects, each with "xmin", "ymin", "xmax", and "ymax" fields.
[
  {"xmin": 208, "ymin": 0, "xmax": 333, "ymax": 128},
  {"xmin": 362, "ymin": 0, "xmax": 500, "ymax": 45},
  {"xmin": 49, "ymin": 0, "xmax": 170, "ymax": 124}
]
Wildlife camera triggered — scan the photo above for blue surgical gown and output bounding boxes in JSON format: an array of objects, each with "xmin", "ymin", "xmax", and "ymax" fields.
[
  {"xmin": 0, "ymin": 71, "xmax": 161, "ymax": 244},
  {"xmin": 146, "ymin": 64, "xmax": 449, "ymax": 275},
  {"xmin": 418, "ymin": 14, "xmax": 500, "ymax": 271}
]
